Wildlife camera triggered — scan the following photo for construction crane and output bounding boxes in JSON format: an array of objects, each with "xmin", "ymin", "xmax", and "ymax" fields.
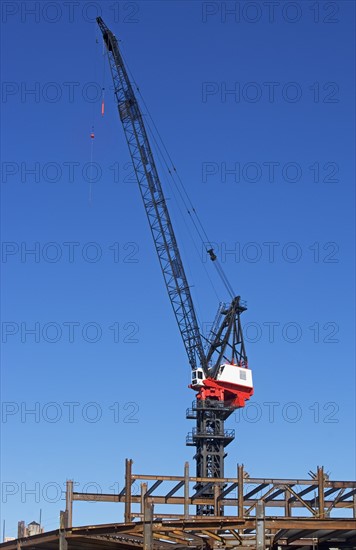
[{"xmin": 97, "ymin": 17, "xmax": 254, "ymax": 515}]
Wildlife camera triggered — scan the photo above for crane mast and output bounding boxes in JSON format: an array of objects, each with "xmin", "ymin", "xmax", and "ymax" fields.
[{"xmin": 97, "ymin": 17, "xmax": 253, "ymax": 515}]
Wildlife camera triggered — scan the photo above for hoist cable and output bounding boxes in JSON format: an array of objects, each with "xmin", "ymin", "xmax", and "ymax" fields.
[
  {"xmin": 144, "ymin": 116, "xmax": 222, "ymax": 304},
  {"xmin": 120, "ymin": 46, "xmax": 236, "ymax": 298}
]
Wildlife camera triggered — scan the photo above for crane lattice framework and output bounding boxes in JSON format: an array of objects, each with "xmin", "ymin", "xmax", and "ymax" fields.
[{"xmin": 97, "ymin": 17, "xmax": 253, "ymax": 515}]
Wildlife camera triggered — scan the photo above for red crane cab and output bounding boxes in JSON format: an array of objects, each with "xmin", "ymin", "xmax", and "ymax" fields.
[{"xmin": 190, "ymin": 363, "xmax": 254, "ymax": 408}]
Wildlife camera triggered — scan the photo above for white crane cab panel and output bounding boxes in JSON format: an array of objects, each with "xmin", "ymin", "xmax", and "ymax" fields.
[
  {"xmin": 216, "ymin": 364, "xmax": 253, "ymax": 389},
  {"xmin": 191, "ymin": 368, "xmax": 205, "ymax": 388}
]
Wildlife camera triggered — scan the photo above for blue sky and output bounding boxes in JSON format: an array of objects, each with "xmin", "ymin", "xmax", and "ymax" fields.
[{"xmin": 1, "ymin": 0, "xmax": 355, "ymax": 535}]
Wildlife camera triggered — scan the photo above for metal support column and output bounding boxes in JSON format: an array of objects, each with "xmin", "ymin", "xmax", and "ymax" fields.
[
  {"xmin": 317, "ymin": 466, "xmax": 325, "ymax": 518},
  {"xmin": 143, "ymin": 498, "xmax": 153, "ymax": 550},
  {"xmin": 184, "ymin": 462, "xmax": 189, "ymax": 519},
  {"xmin": 238, "ymin": 464, "xmax": 244, "ymax": 519},
  {"xmin": 59, "ymin": 530, "xmax": 68, "ymax": 550},
  {"xmin": 256, "ymin": 500, "xmax": 265, "ymax": 550},
  {"xmin": 125, "ymin": 459, "xmax": 133, "ymax": 523},
  {"xmin": 141, "ymin": 483, "xmax": 147, "ymax": 519},
  {"xmin": 65, "ymin": 481, "xmax": 73, "ymax": 528},
  {"xmin": 59, "ymin": 508, "xmax": 68, "ymax": 550},
  {"xmin": 285, "ymin": 488, "xmax": 291, "ymax": 517},
  {"xmin": 59, "ymin": 511, "xmax": 67, "ymax": 530},
  {"xmin": 214, "ymin": 484, "xmax": 221, "ymax": 517}
]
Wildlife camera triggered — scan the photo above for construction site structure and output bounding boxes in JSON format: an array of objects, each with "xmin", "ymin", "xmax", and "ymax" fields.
[{"xmin": 2, "ymin": 460, "xmax": 355, "ymax": 549}]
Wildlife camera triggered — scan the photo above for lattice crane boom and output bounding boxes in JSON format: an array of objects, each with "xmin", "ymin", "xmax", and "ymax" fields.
[{"xmin": 96, "ymin": 16, "xmax": 206, "ymax": 373}]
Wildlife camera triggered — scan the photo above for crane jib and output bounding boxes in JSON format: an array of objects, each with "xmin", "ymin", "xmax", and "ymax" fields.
[
  {"xmin": 96, "ymin": 16, "xmax": 207, "ymax": 373},
  {"xmin": 96, "ymin": 17, "xmax": 250, "ymax": 386}
]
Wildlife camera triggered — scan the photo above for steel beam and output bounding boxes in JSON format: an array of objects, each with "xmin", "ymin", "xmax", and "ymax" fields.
[
  {"xmin": 238, "ymin": 464, "xmax": 244, "ymax": 519},
  {"xmin": 287, "ymin": 486, "xmax": 317, "ymax": 516},
  {"xmin": 287, "ymin": 529, "xmax": 317, "ymax": 544},
  {"xmin": 317, "ymin": 466, "xmax": 325, "ymax": 518},
  {"xmin": 244, "ymin": 484, "xmax": 268, "ymax": 500},
  {"xmin": 184, "ymin": 462, "xmax": 189, "ymax": 519},
  {"xmin": 265, "ymin": 487, "xmax": 288, "ymax": 501},
  {"xmin": 58, "ymin": 531, "xmax": 67, "ymax": 550},
  {"xmin": 140, "ymin": 483, "xmax": 147, "ymax": 518},
  {"xmin": 289, "ymin": 485, "xmax": 316, "ymax": 502},
  {"xmin": 143, "ymin": 499, "xmax": 153, "ymax": 550},
  {"xmin": 339, "ymin": 488, "xmax": 356, "ymax": 501},
  {"xmin": 65, "ymin": 480, "xmax": 73, "ymax": 528},
  {"xmin": 192, "ymin": 482, "xmax": 214, "ymax": 500},
  {"xmin": 145, "ymin": 480, "xmax": 163, "ymax": 496},
  {"xmin": 273, "ymin": 528, "xmax": 289, "ymax": 543},
  {"xmin": 318, "ymin": 529, "xmax": 354, "ymax": 543},
  {"xmin": 256, "ymin": 500, "xmax": 265, "ymax": 550},
  {"xmin": 164, "ymin": 481, "xmax": 184, "ymax": 500},
  {"xmin": 125, "ymin": 459, "xmax": 133, "ymax": 523},
  {"xmin": 218, "ymin": 482, "xmax": 238, "ymax": 501},
  {"xmin": 130, "ymin": 473, "xmax": 355, "ymax": 487},
  {"xmin": 68, "ymin": 492, "xmax": 356, "ymax": 511},
  {"xmin": 284, "ymin": 488, "xmax": 291, "ymax": 517}
]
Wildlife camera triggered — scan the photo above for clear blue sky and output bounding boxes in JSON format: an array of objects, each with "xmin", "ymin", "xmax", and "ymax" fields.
[{"xmin": 1, "ymin": 0, "xmax": 355, "ymax": 535}]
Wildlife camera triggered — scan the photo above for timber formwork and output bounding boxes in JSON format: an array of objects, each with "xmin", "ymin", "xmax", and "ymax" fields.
[{"xmin": 2, "ymin": 460, "xmax": 355, "ymax": 550}]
